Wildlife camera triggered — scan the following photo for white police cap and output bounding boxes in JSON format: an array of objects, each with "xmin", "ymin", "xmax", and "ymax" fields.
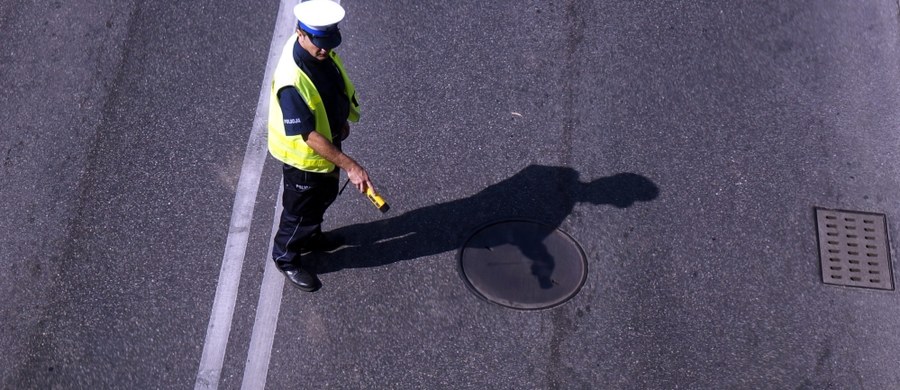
[
  {"xmin": 294, "ymin": 0, "xmax": 345, "ymax": 49},
  {"xmin": 294, "ymin": 0, "xmax": 345, "ymax": 31}
]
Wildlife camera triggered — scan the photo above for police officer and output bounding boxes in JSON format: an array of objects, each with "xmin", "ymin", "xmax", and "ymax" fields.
[{"xmin": 268, "ymin": 0, "xmax": 373, "ymax": 292}]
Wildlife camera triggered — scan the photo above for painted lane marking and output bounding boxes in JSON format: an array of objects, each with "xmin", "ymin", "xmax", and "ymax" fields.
[
  {"xmin": 241, "ymin": 184, "xmax": 286, "ymax": 390},
  {"xmin": 193, "ymin": 0, "xmax": 293, "ymax": 388}
]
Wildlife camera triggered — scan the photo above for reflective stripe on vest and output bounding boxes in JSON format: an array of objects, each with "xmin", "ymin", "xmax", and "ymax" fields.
[{"xmin": 267, "ymin": 34, "xmax": 360, "ymax": 172}]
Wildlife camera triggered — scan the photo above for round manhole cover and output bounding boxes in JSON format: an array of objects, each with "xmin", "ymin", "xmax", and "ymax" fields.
[{"xmin": 459, "ymin": 219, "xmax": 587, "ymax": 310}]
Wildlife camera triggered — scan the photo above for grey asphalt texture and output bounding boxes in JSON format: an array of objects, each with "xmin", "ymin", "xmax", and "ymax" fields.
[{"xmin": 2, "ymin": 0, "xmax": 900, "ymax": 389}]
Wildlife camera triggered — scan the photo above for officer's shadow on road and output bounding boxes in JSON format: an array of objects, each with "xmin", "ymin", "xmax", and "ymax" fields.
[{"xmin": 311, "ymin": 165, "xmax": 659, "ymax": 274}]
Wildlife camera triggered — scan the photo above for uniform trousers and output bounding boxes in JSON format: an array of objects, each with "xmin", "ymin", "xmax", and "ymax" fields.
[{"xmin": 272, "ymin": 164, "xmax": 339, "ymax": 270}]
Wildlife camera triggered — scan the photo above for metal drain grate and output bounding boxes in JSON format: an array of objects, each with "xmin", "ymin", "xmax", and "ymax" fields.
[{"xmin": 815, "ymin": 208, "xmax": 893, "ymax": 290}]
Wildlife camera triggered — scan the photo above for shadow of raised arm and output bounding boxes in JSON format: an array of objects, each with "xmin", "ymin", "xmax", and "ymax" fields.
[{"xmin": 312, "ymin": 165, "xmax": 659, "ymax": 274}]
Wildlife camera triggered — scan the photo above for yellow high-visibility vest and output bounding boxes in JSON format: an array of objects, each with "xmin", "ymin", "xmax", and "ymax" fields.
[{"xmin": 268, "ymin": 34, "xmax": 360, "ymax": 172}]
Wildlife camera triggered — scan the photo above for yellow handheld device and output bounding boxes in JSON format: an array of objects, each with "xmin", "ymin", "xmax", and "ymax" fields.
[{"xmin": 365, "ymin": 186, "xmax": 390, "ymax": 213}]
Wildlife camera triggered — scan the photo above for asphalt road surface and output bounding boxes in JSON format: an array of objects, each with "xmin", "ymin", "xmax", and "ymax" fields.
[{"xmin": 2, "ymin": 0, "xmax": 899, "ymax": 389}]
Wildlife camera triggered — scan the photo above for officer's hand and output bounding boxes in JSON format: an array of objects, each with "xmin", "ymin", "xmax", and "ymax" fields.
[{"xmin": 347, "ymin": 163, "xmax": 373, "ymax": 193}]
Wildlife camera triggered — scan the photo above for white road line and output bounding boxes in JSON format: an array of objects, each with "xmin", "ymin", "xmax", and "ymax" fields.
[
  {"xmin": 193, "ymin": 1, "xmax": 293, "ymax": 389},
  {"xmin": 241, "ymin": 184, "xmax": 286, "ymax": 390}
]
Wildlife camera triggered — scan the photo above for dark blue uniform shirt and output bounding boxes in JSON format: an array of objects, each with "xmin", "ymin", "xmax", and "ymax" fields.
[{"xmin": 277, "ymin": 40, "xmax": 350, "ymax": 148}]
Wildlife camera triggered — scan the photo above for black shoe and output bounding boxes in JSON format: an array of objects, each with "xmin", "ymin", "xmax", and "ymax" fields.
[
  {"xmin": 279, "ymin": 266, "xmax": 321, "ymax": 292},
  {"xmin": 302, "ymin": 232, "xmax": 344, "ymax": 253}
]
